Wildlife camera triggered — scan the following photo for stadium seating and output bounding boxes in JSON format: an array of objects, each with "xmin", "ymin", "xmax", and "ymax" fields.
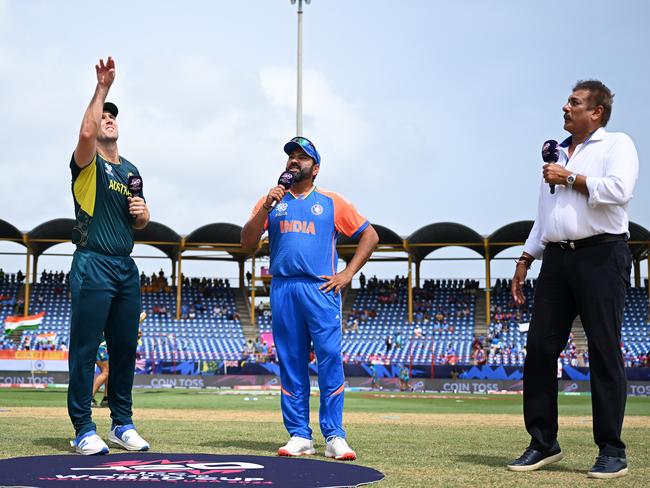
[
  {"xmin": 0, "ymin": 274, "xmax": 245, "ymax": 360},
  {"xmin": 341, "ymin": 279, "xmax": 476, "ymax": 365},
  {"xmin": 1, "ymin": 272, "xmax": 648, "ymax": 367},
  {"xmin": 486, "ymin": 279, "xmax": 650, "ymax": 367}
]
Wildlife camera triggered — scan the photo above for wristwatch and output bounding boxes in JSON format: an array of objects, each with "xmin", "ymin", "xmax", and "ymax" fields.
[{"xmin": 566, "ymin": 173, "xmax": 577, "ymax": 188}]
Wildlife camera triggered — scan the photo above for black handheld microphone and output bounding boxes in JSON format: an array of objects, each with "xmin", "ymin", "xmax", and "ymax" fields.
[
  {"xmin": 541, "ymin": 140, "xmax": 559, "ymax": 194},
  {"xmin": 128, "ymin": 175, "xmax": 143, "ymax": 201},
  {"xmin": 271, "ymin": 171, "xmax": 295, "ymax": 208}
]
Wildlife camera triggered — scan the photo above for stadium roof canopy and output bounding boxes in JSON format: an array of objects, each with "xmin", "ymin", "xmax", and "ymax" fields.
[
  {"xmin": 1, "ymin": 217, "xmax": 649, "ymax": 264},
  {"xmin": 0, "ymin": 219, "xmax": 25, "ymax": 246},
  {"xmin": 337, "ymin": 224, "xmax": 404, "ymax": 261},
  {"xmin": 28, "ymin": 218, "xmax": 75, "ymax": 256},
  {"xmin": 24, "ymin": 219, "xmax": 180, "ymax": 260},
  {"xmin": 630, "ymin": 221, "xmax": 650, "ymax": 260},
  {"xmin": 184, "ymin": 223, "xmax": 246, "ymax": 261},
  {"xmin": 407, "ymin": 222, "xmax": 485, "ymax": 261},
  {"xmin": 487, "ymin": 221, "xmax": 534, "ymax": 259},
  {"xmin": 133, "ymin": 221, "xmax": 181, "ymax": 261}
]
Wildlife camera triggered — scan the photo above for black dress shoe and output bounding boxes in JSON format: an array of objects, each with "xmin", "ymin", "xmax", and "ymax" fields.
[
  {"xmin": 507, "ymin": 441, "xmax": 564, "ymax": 471},
  {"xmin": 587, "ymin": 455, "xmax": 628, "ymax": 479}
]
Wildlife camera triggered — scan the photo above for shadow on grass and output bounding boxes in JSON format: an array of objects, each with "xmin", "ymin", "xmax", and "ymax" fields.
[
  {"xmin": 33, "ymin": 437, "xmax": 72, "ymax": 453},
  {"xmin": 454, "ymin": 454, "xmax": 582, "ymax": 474},
  {"xmin": 200, "ymin": 439, "xmax": 280, "ymax": 452}
]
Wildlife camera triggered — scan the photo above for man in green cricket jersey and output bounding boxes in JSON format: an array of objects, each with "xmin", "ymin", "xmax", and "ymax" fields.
[{"xmin": 68, "ymin": 56, "xmax": 151, "ymax": 455}]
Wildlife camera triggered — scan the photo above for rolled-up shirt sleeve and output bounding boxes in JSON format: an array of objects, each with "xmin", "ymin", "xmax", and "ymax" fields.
[
  {"xmin": 523, "ymin": 180, "xmax": 547, "ymax": 260},
  {"xmin": 585, "ymin": 133, "xmax": 639, "ymax": 207},
  {"xmin": 523, "ymin": 221, "xmax": 546, "ymax": 261}
]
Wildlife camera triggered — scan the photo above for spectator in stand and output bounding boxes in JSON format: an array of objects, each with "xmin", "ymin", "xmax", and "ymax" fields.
[
  {"xmin": 260, "ymin": 341, "xmax": 269, "ymax": 362},
  {"xmin": 394, "ymin": 331, "xmax": 403, "ymax": 350},
  {"xmin": 359, "ymin": 272, "xmax": 366, "ymax": 290},
  {"xmin": 474, "ymin": 347, "xmax": 486, "ymax": 366},
  {"xmin": 385, "ymin": 335, "xmax": 393, "ymax": 355},
  {"xmin": 413, "ymin": 324, "xmax": 423, "ymax": 339}
]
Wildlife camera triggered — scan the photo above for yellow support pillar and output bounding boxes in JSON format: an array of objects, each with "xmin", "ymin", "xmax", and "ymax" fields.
[
  {"xmin": 407, "ymin": 254, "xmax": 413, "ymax": 324},
  {"xmin": 32, "ymin": 255, "xmax": 39, "ymax": 284},
  {"xmin": 238, "ymin": 261, "xmax": 245, "ymax": 289},
  {"xmin": 415, "ymin": 260, "xmax": 421, "ymax": 289},
  {"xmin": 484, "ymin": 238, "xmax": 491, "ymax": 328},
  {"xmin": 24, "ymin": 248, "xmax": 31, "ymax": 317},
  {"xmin": 175, "ymin": 254, "xmax": 182, "ymax": 320},
  {"xmin": 250, "ymin": 254, "xmax": 256, "ymax": 326}
]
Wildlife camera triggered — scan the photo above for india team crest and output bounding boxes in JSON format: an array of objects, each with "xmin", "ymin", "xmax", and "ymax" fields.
[{"xmin": 311, "ymin": 204, "xmax": 323, "ymax": 216}]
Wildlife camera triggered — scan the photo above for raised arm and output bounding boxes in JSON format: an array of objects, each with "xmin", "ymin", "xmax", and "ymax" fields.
[
  {"xmin": 241, "ymin": 186, "xmax": 286, "ymax": 249},
  {"xmin": 73, "ymin": 57, "xmax": 115, "ymax": 168}
]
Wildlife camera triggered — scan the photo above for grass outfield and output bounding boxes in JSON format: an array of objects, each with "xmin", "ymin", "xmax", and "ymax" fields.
[{"xmin": 0, "ymin": 389, "xmax": 648, "ymax": 487}]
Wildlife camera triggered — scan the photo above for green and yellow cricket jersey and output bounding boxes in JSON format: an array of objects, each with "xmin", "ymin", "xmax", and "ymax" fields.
[{"xmin": 70, "ymin": 152, "xmax": 144, "ymax": 256}]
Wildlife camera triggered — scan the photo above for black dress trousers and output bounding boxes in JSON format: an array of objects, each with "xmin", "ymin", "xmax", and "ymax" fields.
[{"xmin": 523, "ymin": 240, "xmax": 630, "ymax": 458}]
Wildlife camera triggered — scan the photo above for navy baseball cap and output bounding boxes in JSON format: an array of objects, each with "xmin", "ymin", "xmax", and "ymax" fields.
[
  {"xmin": 103, "ymin": 102, "xmax": 119, "ymax": 117},
  {"xmin": 283, "ymin": 136, "xmax": 321, "ymax": 165}
]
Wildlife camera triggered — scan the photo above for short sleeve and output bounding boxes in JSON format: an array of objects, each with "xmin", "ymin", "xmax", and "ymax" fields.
[
  {"xmin": 250, "ymin": 195, "xmax": 269, "ymax": 231},
  {"xmin": 321, "ymin": 189, "xmax": 369, "ymax": 238}
]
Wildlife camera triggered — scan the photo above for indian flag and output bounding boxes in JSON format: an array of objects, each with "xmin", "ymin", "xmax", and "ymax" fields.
[
  {"xmin": 36, "ymin": 331, "xmax": 57, "ymax": 343},
  {"xmin": 4, "ymin": 312, "xmax": 45, "ymax": 333}
]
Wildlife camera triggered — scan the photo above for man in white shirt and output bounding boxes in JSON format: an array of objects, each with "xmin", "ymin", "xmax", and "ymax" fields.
[{"xmin": 507, "ymin": 80, "xmax": 638, "ymax": 479}]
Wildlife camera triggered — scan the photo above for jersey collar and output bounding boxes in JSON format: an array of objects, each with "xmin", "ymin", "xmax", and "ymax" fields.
[{"xmin": 288, "ymin": 185, "xmax": 317, "ymax": 200}]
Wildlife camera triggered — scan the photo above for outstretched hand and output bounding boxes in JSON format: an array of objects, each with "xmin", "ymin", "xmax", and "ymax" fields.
[{"xmin": 96, "ymin": 57, "xmax": 116, "ymax": 88}]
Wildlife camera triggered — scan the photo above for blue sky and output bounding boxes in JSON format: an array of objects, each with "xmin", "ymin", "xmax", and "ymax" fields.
[{"xmin": 0, "ymin": 0, "xmax": 648, "ymax": 282}]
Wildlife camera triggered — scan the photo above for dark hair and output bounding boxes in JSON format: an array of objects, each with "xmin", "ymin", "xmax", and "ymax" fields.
[{"xmin": 572, "ymin": 80, "xmax": 614, "ymax": 127}]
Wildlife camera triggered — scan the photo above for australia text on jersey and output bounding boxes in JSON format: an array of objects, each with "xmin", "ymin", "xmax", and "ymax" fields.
[{"xmin": 108, "ymin": 179, "xmax": 132, "ymax": 197}]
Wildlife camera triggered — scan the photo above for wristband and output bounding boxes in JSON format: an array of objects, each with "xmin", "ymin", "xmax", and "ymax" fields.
[
  {"xmin": 515, "ymin": 257, "xmax": 532, "ymax": 270},
  {"xmin": 263, "ymin": 203, "xmax": 272, "ymax": 212}
]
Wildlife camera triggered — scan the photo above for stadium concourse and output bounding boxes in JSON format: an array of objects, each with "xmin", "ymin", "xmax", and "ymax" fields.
[{"xmin": 0, "ymin": 217, "xmax": 649, "ymax": 371}]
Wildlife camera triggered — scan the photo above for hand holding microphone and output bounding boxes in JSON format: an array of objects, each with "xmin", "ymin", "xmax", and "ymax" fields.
[
  {"xmin": 265, "ymin": 171, "xmax": 295, "ymax": 210},
  {"xmin": 541, "ymin": 140, "xmax": 559, "ymax": 194},
  {"xmin": 127, "ymin": 175, "xmax": 146, "ymax": 217}
]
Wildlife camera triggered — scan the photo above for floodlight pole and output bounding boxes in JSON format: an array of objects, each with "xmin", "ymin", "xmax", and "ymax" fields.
[{"xmin": 292, "ymin": 0, "xmax": 311, "ymax": 136}]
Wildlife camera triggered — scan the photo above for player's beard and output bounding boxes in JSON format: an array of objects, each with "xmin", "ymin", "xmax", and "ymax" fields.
[{"xmin": 291, "ymin": 163, "xmax": 315, "ymax": 183}]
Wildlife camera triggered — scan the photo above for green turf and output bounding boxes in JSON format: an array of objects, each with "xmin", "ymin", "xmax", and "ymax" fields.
[
  {"xmin": 1, "ymin": 389, "xmax": 648, "ymax": 487},
  {"xmin": 2, "ymin": 388, "xmax": 650, "ymax": 415}
]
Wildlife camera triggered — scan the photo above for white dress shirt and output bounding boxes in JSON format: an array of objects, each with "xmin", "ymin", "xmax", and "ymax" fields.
[{"xmin": 523, "ymin": 127, "xmax": 639, "ymax": 259}]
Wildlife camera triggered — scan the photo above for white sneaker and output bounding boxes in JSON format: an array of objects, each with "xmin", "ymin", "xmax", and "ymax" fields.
[
  {"xmin": 277, "ymin": 436, "xmax": 316, "ymax": 457},
  {"xmin": 325, "ymin": 436, "xmax": 357, "ymax": 461},
  {"xmin": 70, "ymin": 431, "xmax": 109, "ymax": 455},
  {"xmin": 108, "ymin": 423, "xmax": 150, "ymax": 451}
]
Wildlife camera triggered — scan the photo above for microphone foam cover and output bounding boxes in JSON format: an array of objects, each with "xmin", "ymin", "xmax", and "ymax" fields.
[
  {"xmin": 128, "ymin": 175, "xmax": 143, "ymax": 194},
  {"xmin": 277, "ymin": 171, "xmax": 295, "ymax": 190},
  {"xmin": 542, "ymin": 140, "xmax": 559, "ymax": 163}
]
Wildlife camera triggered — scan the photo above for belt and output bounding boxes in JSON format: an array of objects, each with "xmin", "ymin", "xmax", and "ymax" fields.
[{"xmin": 547, "ymin": 233, "xmax": 627, "ymax": 251}]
